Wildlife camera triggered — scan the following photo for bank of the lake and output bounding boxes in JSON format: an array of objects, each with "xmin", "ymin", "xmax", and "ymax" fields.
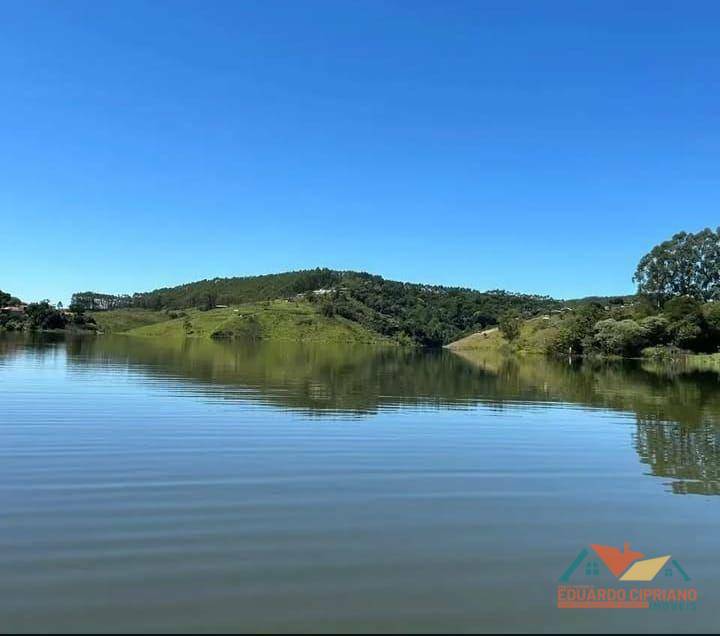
[{"xmin": 447, "ymin": 310, "xmax": 720, "ymax": 369}]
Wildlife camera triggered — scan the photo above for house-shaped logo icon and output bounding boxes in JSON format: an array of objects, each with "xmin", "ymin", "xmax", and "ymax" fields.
[{"xmin": 559, "ymin": 542, "xmax": 690, "ymax": 583}]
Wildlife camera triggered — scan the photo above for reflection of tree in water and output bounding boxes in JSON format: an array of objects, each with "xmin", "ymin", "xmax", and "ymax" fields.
[
  {"xmin": 3, "ymin": 333, "xmax": 720, "ymax": 493},
  {"xmin": 634, "ymin": 419, "xmax": 720, "ymax": 495},
  {"xmin": 460, "ymin": 351, "xmax": 720, "ymax": 496}
]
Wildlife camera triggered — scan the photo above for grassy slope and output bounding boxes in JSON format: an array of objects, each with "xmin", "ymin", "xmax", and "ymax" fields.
[
  {"xmin": 90, "ymin": 309, "xmax": 172, "ymax": 333},
  {"xmin": 446, "ymin": 327, "xmax": 508, "ymax": 353},
  {"xmin": 122, "ymin": 300, "xmax": 393, "ymax": 344},
  {"xmin": 447, "ymin": 316, "xmax": 561, "ymax": 353}
]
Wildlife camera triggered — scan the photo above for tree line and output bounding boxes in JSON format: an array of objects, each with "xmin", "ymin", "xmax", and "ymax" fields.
[
  {"xmin": 70, "ymin": 269, "xmax": 342, "ymax": 312},
  {"xmin": 0, "ymin": 300, "xmax": 96, "ymax": 332},
  {"xmin": 499, "ymin": 227, "xmax": 720, "ymax": 357}
]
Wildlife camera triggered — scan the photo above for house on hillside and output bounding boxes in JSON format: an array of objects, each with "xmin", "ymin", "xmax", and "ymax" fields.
[{"xmin": 1, "ymin": 305, "xmax": 26, "ymax": 313}]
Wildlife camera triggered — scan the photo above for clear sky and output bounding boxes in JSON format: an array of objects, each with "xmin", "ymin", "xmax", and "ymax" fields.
[{"xmin": 2, "ymin": 1, "xmax": 718, "ymax": 304}]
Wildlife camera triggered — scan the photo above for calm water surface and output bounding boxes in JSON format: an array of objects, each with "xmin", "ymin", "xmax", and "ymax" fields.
[{"xmin": 1, "ymin": 334, "xmax": 719, "ymax": 633}]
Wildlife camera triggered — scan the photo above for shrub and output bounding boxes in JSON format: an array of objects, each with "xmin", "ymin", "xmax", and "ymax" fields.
[
  {"xmin": 703, "ymin": 302, "xmax": 720, "ymax": 337},
  {"xmin": 641, "ymin": 345, "xmax": 688, "ymax": 361},
  {"xmin": 591, "ymin": 318, "xmax": 647, "ymax": 356},
  {"xmin": 663, "ymin": 295, "xmax": 702, "ymax": 321},
  {"xmin": 669, "ymin": 318, "xmax": 703, "ymax": 350},
  {"xmin": 639, "ymin": 315, "xmax": 670, "ymax": 345}
]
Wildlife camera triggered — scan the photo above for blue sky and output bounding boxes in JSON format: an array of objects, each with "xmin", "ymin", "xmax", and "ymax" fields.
[{"xmin": 1, "ymin": 1, "xmax": 718, "ymax": 304}]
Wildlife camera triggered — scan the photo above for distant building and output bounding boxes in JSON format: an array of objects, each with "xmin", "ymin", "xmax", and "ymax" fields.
[{"xmin": 1, "ymin": 305, "xmax": 26, "ymax": 313}]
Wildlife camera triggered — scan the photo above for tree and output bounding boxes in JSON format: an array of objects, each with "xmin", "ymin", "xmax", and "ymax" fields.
[
  {"xmin": 639, "ymin": 315, "xmax": 670, "ymax": 345},
  {"xmin": 662, "ymin": 296, "xmax": 706, "ymax": 350},
  {"xmin": 702, "ymin": 303, "xmax": 720, "ymax": 350},
  {"xmin": 498, "ymin": 311, "xmax": 522, "ymax": 342},
  {"xmin": 25, "ymin": 302, "xmax": 67, "ymax": 330},
  {"xmin": 633, "ymin": 228, "xmax": 720, "ymax": 303},
  {"xmin": 663, "ymin": 295, "xmax": 702, "ymax": 321},
  {"xmin": 200, "ymin": 292, "xmax": 217, "ymax": 311},
  {"xmin": 70, "ymin": 292, "xmax": 132, "ymax": 312},
  {"xmin": 320, "ymin": 300, "xmax": 335, "ymax": 317},
  {"xmin": 703, "ymin": 303, "xmax": 720, "ymax": 333}
]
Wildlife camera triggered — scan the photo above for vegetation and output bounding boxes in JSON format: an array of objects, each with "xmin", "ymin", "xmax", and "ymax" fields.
[
  {"xmin": 0, "ymin": 289, "xmax": 22, "ymax": 307},
  {"xmin": 71, "ymin": 292, "xmax": 134, "ymax": 312},
  {"xmin": 451, "ymin": 227, "xmax": 720, "ymax": 359},
  {"xmin": 120, "ymin": 301, "xmax": 390, "ymax": 344},
  {"xmin": 1, "ymin": 300, "xmax": 96, "ymax": 332},
  {"xmin": 9, "ymin": 227, "xmax": 720, "ymax": 352},
  {"xmin": 452, "ymin": 296, "xmax": 720, "ymax": 358},
  {"xmin": 90, "ymin": 309, "xmax": 177, "ymax": 334},
  {"xmin": 685, "ymin": 352, "xmax": 720, "ymax": 372},
  {"xmin": 498, "ymin": 311, "xmax": 522, "ymax": 342},
  {"xmin": 71, "ymin": 269, "xmax": 560, "ymax": 346},
  {"xmin": 633, "ymin": 227, "xmax": 720, "ymax": 303},
  {"xmin": 70, "ymin": 270, "xmax": 341, "ymax": 312},
  {"xmin": 591, "ymin": 318, "xmax": 648, "ymax": 357}
]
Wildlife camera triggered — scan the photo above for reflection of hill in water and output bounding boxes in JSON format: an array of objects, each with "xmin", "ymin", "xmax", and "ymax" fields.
[
  {"xmin": 64, "ymin": 336, "xmax": 487, "ymax": 414},
  {"xmin": 2, "ymin": 334, "xmax": 720, "ymax": 494}
]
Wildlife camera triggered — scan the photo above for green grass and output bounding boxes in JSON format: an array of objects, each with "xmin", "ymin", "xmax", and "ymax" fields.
[
  {"xmin": 686, "ymin": 352, "xmax": 720, "ymax": 372},
  {"xmin": 447, "ymin": 315, "xmax": 561, "ymax": 354},
  {"xmin": 90, "ymin": 309, "xmax": 174, "ymax": 334},
  {"xmin": 642, "ymin": 348, "xmax": 720, "ymax": 372},
  {"xmin": 118, "ymin": 300, "xmax": 393, "ymax": 344},
  {"xmin": 446, "ymin": 327, "xmax": 509, "ymax": 353}
]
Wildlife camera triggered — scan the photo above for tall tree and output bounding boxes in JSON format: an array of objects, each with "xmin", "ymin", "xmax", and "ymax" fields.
[
  {"xmin": 498, "ymin": 310, "xmax": 522, "ymax": 342},
  {"xmin": 633, "ymin": 228, "xmax": 720, "ymax": 302}
]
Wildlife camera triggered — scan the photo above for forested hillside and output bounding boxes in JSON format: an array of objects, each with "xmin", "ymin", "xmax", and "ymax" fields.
[
  {"xmin": 0, "ymin": 290, "xmax": 22, "ymax": 307},
  {"xmin": 71, "ymin": 270, "xmax": 341, "ymax": 311},
  {"xmin": 72, "ymin": 269, "xmax": 560, "ymax": 346}
]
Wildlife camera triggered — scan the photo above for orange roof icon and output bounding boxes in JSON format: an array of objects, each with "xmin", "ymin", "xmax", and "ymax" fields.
[{"xmin": 591, "ymin": 542, "xmax": 645, "ymax": 577}]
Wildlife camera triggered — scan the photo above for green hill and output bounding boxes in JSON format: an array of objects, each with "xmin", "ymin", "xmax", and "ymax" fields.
[
  {"xmin": 74, "ymin": 269, "xmax": 560, "ymax": 346},
  {"xmin": 94, "ymin": 301, "xmax": 391, "ymax": 345},
  {"xmin": 89, "ymin": 309, "xmax": 172, "ymax": 333}
]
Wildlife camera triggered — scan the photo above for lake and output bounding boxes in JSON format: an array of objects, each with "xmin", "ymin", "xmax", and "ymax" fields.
[{"xmin": 1, "ymin": 334, "xmax": 719, "ymax": 633}]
